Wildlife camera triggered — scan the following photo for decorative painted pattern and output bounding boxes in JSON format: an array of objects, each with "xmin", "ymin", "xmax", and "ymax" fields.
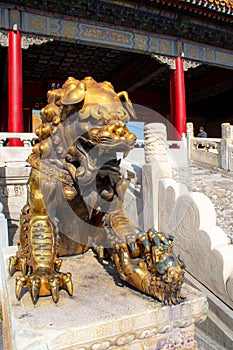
[
  {"xmin": 0, "ymin": 7, "xmax": 232, "ymax": 68},
  {"xmin": 79, "ymin": 23, "xmax": 132, "ymax": 48}
]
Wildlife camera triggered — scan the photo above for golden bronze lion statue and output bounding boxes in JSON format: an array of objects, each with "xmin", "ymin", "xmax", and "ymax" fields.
[{"xmin": 9, "ymin": 76, "xmax": 185, "ymax": 305}]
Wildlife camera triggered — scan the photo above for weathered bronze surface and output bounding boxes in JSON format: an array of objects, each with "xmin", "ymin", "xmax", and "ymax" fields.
[{"xmin": 9, "ymin": 76, "xmax": 185, "ymax": 305}]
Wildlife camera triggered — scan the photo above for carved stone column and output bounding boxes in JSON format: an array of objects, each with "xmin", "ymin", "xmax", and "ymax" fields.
[
  {"xmin": 221, "ymin": 123, "xmax": 233, "ymax": 171},
  {"xmin": 142, "ymin": 123, "xmax": 172, "ymax": 230},
  {"xmin": 186, "ymin": 122, "xmax": 194, "ymax": 138},
  {"xmin": 221, "ymin": 122, "xmax": 232, "ymax": 139},
  {"xmin": 186, "ymin": 122, "xmax": 194, "ymax": 162}
]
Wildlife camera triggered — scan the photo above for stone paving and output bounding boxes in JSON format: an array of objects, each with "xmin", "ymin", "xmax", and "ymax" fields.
[
  {"xmin": 195, "ymin": 328, "xmax": 227, "ymax": 350},
  {"xmin": 173, "ymin": 163, "xmax": 233, "ymax": 241}
]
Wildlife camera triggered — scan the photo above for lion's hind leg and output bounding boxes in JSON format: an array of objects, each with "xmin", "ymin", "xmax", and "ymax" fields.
[
  {"xmin": 10, "ymin": 168, "xmax": 73, "ymax": 304},
  {"xmin": 9, "ymin": 203, "xmax": 30, "ymax": 276}
]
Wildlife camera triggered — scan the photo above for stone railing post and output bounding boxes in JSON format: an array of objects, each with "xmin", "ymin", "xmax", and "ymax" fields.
[
  {"xmin": 186, "ymin": 122, "xmax": 194, "ymax": 162},
  {"xmin": 0, "ymin": 203, "xmax": 8, "ymax": 248},
  {"xmin": 142, "ymin": 123, "xmax": 172, "ymax": 231},
  {"xmin": 221, "ymin": 123, "xmax": 232, "ymax": 170},
  {"xmin": 0, "ymin": 202, "xmax": 8, "ymax": 291},
  {"xmin": 221, "ymin": 122, "xmax": 232, "ymax": 139}
]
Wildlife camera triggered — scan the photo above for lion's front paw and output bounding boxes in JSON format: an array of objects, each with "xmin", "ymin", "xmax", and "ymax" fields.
[
  {"xmin": 113, "ymin": 228, "xmax": 185, "ymax": 305},
  {"xmin": 15, "ymin": 269, "xmax": 73, "ymax": 305},
  {"xmin": 141, "ymin": 272, "xmax": 184, "ymax": 305}
]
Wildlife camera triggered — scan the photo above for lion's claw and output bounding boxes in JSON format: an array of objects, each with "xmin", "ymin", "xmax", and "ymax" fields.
[
  {"xmin": 16, "ymin": 276, "xmax": 27, "ymax": 300},
  {"xmin": 49, "ymin": 276, "xmax": 60, "ymax": 303},
  {"xmin": 62, "ymin": 272, "xmax": 73, "ymax": 296},
  {"xmin": 9, "ymin": 256, "xmax": 18, "ymax": 276},
  {"xmin": 137, "ymin": 232, "xmax": 150, "ymax": 252},
  {"xmin": 9, "ymin": 255, "xmax": 28, "ymax": 276},
  {"xmin": 15, "ymin": 270, "xmax": 73, "ymax": 304},
  {"xmin": 30, "ymin": 276, "xmax": 40, "ymax": 304}
]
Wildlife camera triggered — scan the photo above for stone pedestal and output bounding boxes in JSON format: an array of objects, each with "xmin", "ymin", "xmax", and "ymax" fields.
[
  {"xmin": 0, "ymin": 204, "xmax": 8, "ymax": 291},
  {"xmin": 0, "ymin": 165, "xmax": 31, "ymax": 244},
  {"xmin": 1, "ymin": 246, "xmax": 208, "ymax": 350}
]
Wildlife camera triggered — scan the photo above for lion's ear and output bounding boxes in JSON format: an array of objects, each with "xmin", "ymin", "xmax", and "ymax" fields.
[
  {"xmin": 117, "ymin": 91, "xmax": 137, "ymax": 120},
  {"xmin": 61, "ymin": 81, "xmax": 86, "ymax": 105}
]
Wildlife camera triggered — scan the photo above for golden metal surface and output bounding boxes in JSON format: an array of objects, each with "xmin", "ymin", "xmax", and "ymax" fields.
[{"xmin": 9, "ymin": 76, "xmax": 185, "ymax": 305}]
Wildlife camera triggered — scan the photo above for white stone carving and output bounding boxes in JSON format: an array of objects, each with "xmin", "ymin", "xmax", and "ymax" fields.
[
  {"xmin": 187, "ymin": 123, "xmax": 233, "ymax": 171},
  {"xmin": 186, "ymin": 122, "xmax": 194, "ymax": 138},
  {"xmin": 0, "ymin": 202, "xmax": 8, "ymax": 291},
  {"xmin": 21, "ymin": 35, "xmax": 53, "ymax": 49},
  {"xmin": 183, "ymin": 60, "xmax": 201, "ymax": 71},
  {"xmin": 143, "ymin": 123, "xmax": 173, "ymax": 230},
  {"xmin": 221, "ymin": 122, "xmax": 233, "ymax": 139},
  {"xmin": 151, "ymin": 54, "xmax": 176, "ymax": 69},
  {"xmin": 0, "ymin": 31, "xmax": 8, "ymax": 47},
  {"xmin": 0, "ymin": 152, "xmax": 31, "ymax": 244},
  {"xmin": 0, "ymin": 31, "xmax": 53, "ymax": 49},
  {"xmin": 144, "ymin": 123, "xmax": 168, "ymax": 164},
  {"xmin": 159, "ymin": 178, "xmax": 233, "ymax": 308},
  {"xmin": 152, "ymin": 53, "xmax": 201, "ymax": 71}
]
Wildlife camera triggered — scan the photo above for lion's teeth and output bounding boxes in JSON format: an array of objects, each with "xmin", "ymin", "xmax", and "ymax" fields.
[{"xmin": 116, "ymin": 152, "xmax": 123, "ymax": 161}]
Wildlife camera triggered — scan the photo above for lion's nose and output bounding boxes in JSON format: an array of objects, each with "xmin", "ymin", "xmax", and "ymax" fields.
[
  {"xmin": 107, "ymin": 121, "xmax": 126, "ymax": 136},
  {"xmin": 114, "ymin": 126, "xmax": 125, "ymax": 136},
  {"xmin": 113, "ymin": 121, "xmax": 125, "ymax": 136}
]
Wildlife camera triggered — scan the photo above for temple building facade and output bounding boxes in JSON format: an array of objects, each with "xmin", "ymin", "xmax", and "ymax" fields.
[{"xmin": 0, "ymin": 0, "xmax": 232, "ymax": 138}]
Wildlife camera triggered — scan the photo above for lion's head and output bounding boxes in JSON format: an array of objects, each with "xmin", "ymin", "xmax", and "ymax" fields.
[{"xmin": 32, "ymin": 76, "xmax": 136, "ymax": 157}]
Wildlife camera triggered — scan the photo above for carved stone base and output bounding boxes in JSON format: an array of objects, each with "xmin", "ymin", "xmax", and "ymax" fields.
[
  {"xmin": 1, "ymin": 246, "xmax": 208, "ymax": 350},
  {"xmin": 0, "ymin": 159, "xmax": 31, "ymax": 244}
]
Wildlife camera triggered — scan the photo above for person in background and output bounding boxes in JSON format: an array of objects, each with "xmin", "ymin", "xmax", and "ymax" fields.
[{"xmin": 197, "ymin": 126, "xmax": 207, "ymax": 138}]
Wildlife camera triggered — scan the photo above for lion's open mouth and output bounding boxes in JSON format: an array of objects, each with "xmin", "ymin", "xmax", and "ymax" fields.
[
  {"xmin": 87, "ymin": 120, "xmax": 136, "ymax": 150},
  {"xmin": 63, "ymin": 120, "xmax": 136, "ymax": 206},
  {"xmin": 76, "ymin": 119, "xmax": 136, "ymax": 168}
]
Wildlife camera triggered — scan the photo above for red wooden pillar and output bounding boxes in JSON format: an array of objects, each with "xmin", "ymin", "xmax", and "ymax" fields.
[
  {"xmin": 8, "ymin": 27, "xmax": 23, "ymax": 146},
  {"xmin": 169, "ymin": 69, "xmax": 176, "ymax": 140},
  {"xmin": 174, "ymin": 57, "xmax": 186, "ymax": 140}
]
